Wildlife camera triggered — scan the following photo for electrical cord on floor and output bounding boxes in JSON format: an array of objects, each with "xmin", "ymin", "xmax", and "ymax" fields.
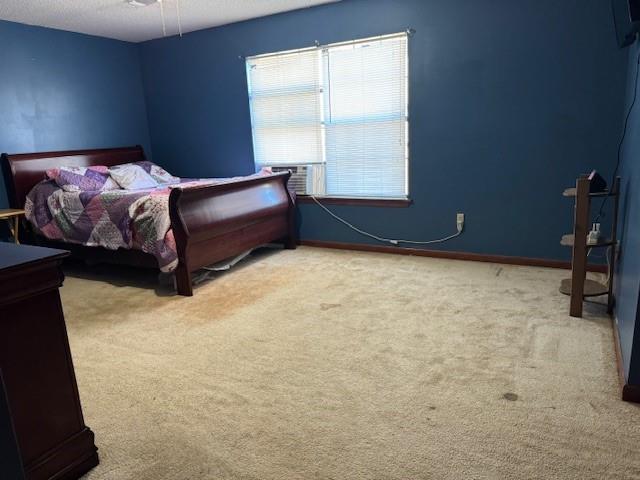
[
  {"xmin": 310, "ymin": 195, "xmax": 463, "ymax": 246},
  {"xmin": 586, "ymin": 245, "xmax": 612, "ymax": 287},
  {"xmin": 594, "ymin": 48, "xmax": 640, "ymax": 223},
  {"xmin": 586, "ymin": 243, "xmax": 612, "ymax": 286}
]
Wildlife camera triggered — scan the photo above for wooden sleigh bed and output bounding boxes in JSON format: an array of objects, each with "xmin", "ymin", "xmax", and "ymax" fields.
[{"xmin": 1, "ymin": 146, "xmax": 297, "ymax": 296}]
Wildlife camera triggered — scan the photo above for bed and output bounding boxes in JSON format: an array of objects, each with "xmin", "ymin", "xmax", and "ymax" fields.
[{"xmin": 1, "ymin": 146, "xmax": 296, "ymax": 296}]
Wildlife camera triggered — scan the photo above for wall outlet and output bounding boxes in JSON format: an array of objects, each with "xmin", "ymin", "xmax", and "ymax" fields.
[{"xmin": 456, "ymin": 213, "xmax": 465, "ymax": 232}]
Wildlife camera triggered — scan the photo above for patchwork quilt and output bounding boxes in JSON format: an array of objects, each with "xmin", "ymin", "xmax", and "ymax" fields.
[{"xmin": 25, "ymin": 172, "xmax": 274, "ymax": 272}]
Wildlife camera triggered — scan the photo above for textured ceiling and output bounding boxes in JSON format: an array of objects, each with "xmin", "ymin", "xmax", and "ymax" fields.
[{"xmin": 0, "ymin": 0, "xmax": 340, "ymax": 43}]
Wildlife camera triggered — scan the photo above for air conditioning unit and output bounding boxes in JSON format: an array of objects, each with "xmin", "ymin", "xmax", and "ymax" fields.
[{"xmin": 272, "ymin": 166, "xmax": 308, "ymax": 195}]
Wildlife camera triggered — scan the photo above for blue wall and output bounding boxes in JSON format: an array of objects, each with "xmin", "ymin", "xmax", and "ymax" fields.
[
  {"xmin": 0, "ymin": 20, "xmax": 151, "ymax": 207},
  {"xmin": 140, "ymin": 0, "xmax": 628, "ymax": 261},
  {"xmin": 615, "ymin": 41, "xmax": 640, "ymax": 385}
]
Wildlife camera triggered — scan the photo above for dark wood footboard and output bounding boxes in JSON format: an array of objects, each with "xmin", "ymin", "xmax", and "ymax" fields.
[{"xmin": 169, "ymin": 171, "xmax": 296, "ymax": 296}]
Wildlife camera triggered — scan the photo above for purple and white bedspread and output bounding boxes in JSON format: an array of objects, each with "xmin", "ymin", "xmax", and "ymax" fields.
[{"xmin": 25, "ymin": 172, "xmax": 273, "ymax": 273}]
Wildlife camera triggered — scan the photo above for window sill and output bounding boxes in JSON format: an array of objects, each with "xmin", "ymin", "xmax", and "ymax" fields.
[{"xmin": 296, "ymin": 195, "xmax": 412, "ymax": 208}]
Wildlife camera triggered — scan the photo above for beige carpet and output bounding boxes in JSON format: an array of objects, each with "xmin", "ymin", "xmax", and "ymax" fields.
[{"xmin": 61, "ymin": 246, "xmax": 640, "ymax": 480}]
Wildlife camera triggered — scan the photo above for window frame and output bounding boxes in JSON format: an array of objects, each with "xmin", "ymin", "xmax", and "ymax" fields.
[{"xmin": 246, "ymin": 32, "xmax": 410, "ymax": 203}]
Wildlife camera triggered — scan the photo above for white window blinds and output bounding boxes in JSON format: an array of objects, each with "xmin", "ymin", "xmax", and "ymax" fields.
[
  {"xmin": 246, "ymin": 33, "xmax": 409, "ymax": 199},
  {"xmin": 323, "ymin": 35, "xmax": 408, "ymax": 198},
  {"xmin": 247, "ymin": 49, "xmax": 323, "ymax": 166}
]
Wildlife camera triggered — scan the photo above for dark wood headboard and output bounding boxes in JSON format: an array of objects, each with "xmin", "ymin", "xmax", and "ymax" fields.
[{"xmin": 1, "ymin": 146, "xmax": 146, "ymax": 209}]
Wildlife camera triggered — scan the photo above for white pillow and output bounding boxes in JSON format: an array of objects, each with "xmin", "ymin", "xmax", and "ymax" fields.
[
  {"xmin": 109, "ymin": 164, "xmax": 158, "ymax": 190},
  {"xmin": 147, "ymin": 163, "xmax": 180, "ymax": 185}
]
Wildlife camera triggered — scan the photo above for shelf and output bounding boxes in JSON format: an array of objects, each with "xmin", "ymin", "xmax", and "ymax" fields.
[
  {"xmin": 562, "ymin": 176, "xmax": 619, "ymax": 316},
  {"xmin": 560, "ymin": 234, "xmax": 614, "ymax": 248},
  {"xmin": 559, "ymin": 278, "xmax": 608, "ymax": 297},
  {"xmin": 562, "ymin": 187, "xmax": 616, "ymax": 198}
]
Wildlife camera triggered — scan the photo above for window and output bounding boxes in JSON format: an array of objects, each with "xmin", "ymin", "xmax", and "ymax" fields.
[{"xmin": 246, "ymin": 33, "xmax": 409, "ymax": 199}]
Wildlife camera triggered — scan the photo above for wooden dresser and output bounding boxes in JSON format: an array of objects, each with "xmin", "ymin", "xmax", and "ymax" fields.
[
  {"xmin": 0, "ymin": 370, "xmax": 25, "ymax": 479},
  {"xmin": 0, "ymin": 242, "xmax": 98, "ymax": 479}
]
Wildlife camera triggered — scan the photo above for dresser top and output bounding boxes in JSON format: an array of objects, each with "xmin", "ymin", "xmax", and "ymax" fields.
[{"xmin": 0, "ymin": 242, "xmax": 69, "ymax": 272}]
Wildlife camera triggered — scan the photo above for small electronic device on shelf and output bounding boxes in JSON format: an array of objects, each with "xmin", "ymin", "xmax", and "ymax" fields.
[{"xmin": 587, "ymin": 170, "xmax": 607, "ymax": 193}]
